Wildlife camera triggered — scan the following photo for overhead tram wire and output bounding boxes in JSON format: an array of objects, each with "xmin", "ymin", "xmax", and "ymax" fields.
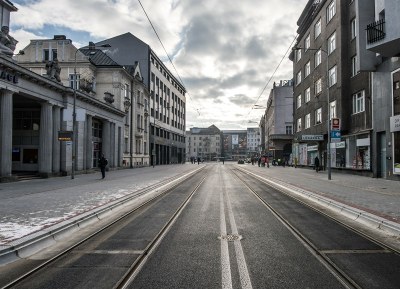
[
  {"xmin": 245, "ymin": 34, "xmax": 299, "ymax": 122},
  {"xmin": 137, "ymin": 0, "xmax": 200, "ymax": 116}
]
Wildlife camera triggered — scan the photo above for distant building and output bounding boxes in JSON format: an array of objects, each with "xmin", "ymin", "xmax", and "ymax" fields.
[
  {"xmin": 186, "ymin": 125, "xmax": 222, "ymax": 161},
  {"xmin": 222, "ymin": 130, "xmax": 247, "ymax": 160},
  {"xmin": 246, "ymin": 127, "xmax": 261, "ymax": 156}
]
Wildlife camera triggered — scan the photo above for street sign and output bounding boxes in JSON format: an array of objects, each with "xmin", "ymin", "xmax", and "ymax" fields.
[
  {"xmin": 330, "ymin": 131, "xmax": 341, "ymax": 143},
  {"xmin": 58, "ymin": 131, "xmax": 73, "ymax": 141},
  {"xmin": 301, "ymin": 135, "xmax": 324, "ymax": 141},
  {"xmin": 331, "ymin": 118, "xmax": 340, "ymax": 130}
]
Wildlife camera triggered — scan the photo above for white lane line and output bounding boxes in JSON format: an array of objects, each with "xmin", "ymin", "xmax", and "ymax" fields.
[
  {"xmin": 225, "ymin": 190, "xmax": 253, "ymax": 289},
  {"xmin": 220, "ymin": 175, "xmax": 233, "ymax": 289}
]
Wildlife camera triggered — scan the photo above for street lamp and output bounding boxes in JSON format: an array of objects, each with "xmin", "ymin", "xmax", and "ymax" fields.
[
  {"xmin": 293, "ymin": 46, "xmax": 331, "ymax": 180},
  {"xmin": 71, "ymin": 43, "xmax": 111, "ymax": 179}
]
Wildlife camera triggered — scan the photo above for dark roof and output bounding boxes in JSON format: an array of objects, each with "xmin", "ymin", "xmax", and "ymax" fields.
[{"xmin": 80, "ymin": 49, "xmax": 121, "ymax": 67}]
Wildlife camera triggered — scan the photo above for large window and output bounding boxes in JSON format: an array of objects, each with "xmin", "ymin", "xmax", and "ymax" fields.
[
  {"xmin": 328, "ymin": 32, "xmax": 336, "ymax": 54},
  {"xmin": 351, "ymin": 18, "xmax": 357, "ymax": 39},
  {"xmin": 315, "ymin": 78, "xmax": 322, "ymax": 95},
  {"xmin": 13, "ymin": 110, "xmax": 40, "ymax": 131},
  {"xmin": 305, "ymin": 61, "xmax": 311, "ymax": 77},
  {"xmin": 305, "ymin": 113, "xmax": 311, "ymax": 129},
  {"xmin": 43, "ymin": 49, "xmax": 57, "ymax": 61},
  {"xmin": 329, "ymin": 65, "xmax": 337, "ymax": 87},
  {"xmin": 297, "ymin": 118, "xmax": 302, "ymax": 132},
  {"xmin": 314, "ymin": 18, "xmax": 321, "ymax": 38},
  {"xmin": 297, "ymin": 94, "xmax": 302, "ymax": 109},
  {"xmin": 315, "ymin": 49, "xmax": 322, "ymax": 67},
  {"xmin": 327, "ymin": 1, "xmax": 336, "ymax": 23},
  {"xmin": 69, "ymin": 74, "xmax": 80, "ymax": 89},
  {"xmin": 296, "ymin": 71, "xmax": 302, "ymax": 86},
  {"xmin": 353, "ymin": 90, "xmax": 365, "ymax": 113},
  {"xmin": 305, "ymin": 87, "xmax": 311, "ymax": 103},
  {"xmin": 296, "ymin": 48, "xmax": 301, "ymax": 62},
  {"xmin": 330, "ymin": 100, "xmax": 337, "ymax": 119},
  {"xmin": 305, "ymin": 34, "xmax": 310, "ymax": 50},
  {"xmin": 315, "ymin": 108, "xmax": 322, "ymax": 124}
]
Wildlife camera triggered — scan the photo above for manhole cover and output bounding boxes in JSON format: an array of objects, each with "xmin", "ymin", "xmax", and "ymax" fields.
[{"xmin": 218, "ymin": 234, "xmax": 242, "ymax": 242}]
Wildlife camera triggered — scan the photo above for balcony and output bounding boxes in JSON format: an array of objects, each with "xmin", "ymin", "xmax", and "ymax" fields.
[{"xmin": 366, "ymin": 19, "xmax": 386, "ymax": 44}]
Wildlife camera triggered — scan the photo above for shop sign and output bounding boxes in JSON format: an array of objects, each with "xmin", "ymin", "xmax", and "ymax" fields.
[
  {"xmin": 390, "ymin": 115, "xmax": 400, "ymax": 132},
  {"xmin": 356, "ymin": 137, "xmax": 370, "ymax": 147},
  {"xmin": 307, "ymin": 145, "xmax": 318, "ymax": 151},
  {"xmin": 301, "ymin": 135, "xmax": 324, "ymax": 141},
  {"xmin": 0, "ymin": 69, "xmax": 19, "ymax": 83},
  {"xmin": 335, "ymin": 141, "xmax": 346, "ymax": 149}
]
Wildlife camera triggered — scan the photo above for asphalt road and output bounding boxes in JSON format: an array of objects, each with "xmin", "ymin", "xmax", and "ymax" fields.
[{"xmin": 2, "ymin": 163, "xmax": 399, "ymax": 289}]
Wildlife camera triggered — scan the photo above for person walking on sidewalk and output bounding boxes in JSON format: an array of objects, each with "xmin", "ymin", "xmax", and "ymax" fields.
[
  {"xmin": 314, "ymin": 156, "xmax": 320, "ymax": 172},
  {"xmin": 99, "ymin": 154, "xmax": 108, "ymax": 179}
]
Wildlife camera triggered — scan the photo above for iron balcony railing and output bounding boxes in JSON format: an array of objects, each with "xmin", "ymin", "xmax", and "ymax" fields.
[{"xmin": 366, "ymin": 19, "xmax": 386, "ymax": 44}]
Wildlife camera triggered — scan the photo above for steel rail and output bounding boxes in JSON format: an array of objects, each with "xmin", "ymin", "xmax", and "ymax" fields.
[
  {"xmin": 230, "ymin": 168, "xmax": 360, "ymax": 289},
  {"xmin": 235, "ymin": 166, "xmax": 400, "ymax": 256},
  {"xmin": 114, "ymin": 174, "xmax": 207, "ymax": 289},
  {"xmin": 1, "ymin": 167, "xmax": 205, "ymax": 289}
]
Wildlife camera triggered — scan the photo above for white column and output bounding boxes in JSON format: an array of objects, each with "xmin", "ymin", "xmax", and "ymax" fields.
[
  {"xmin": 86, "ymin": 114, "xmax": 93, "ymax": 169},
  {"xmin": 0, "ymin": 90, "xmax": 13, "ymax": 178},
  {"xmin": 52, "ymin": 106, "xmax": 61, "ymax": 173},
  {"xmin": 39, "ymin": 101, "xmax": 53, "ymax": 175}
]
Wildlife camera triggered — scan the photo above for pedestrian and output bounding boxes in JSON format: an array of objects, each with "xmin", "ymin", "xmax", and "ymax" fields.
[
  {"xmin": 314, "ymin": 156, "xmax": 320, "ymax": 172},
  {"xmin": 294, "ymin": 157, "xmax": 298, "ymax": 168},
  {"xmin": 197, "ymin": 156, "xmax": 201, "ymax": 165},
  {"xmin": 99, "ymin": 153, "xmax": 108, "ymax": 179},
  {"xmin": 258, "ymin": 157, "xmax": 261, "ymax": 167}
]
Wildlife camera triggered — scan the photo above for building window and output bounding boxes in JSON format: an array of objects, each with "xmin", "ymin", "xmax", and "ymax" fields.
[
  {"xmin": 125, "ymin": 84, "xmax": 129, "ymax": 98},
  {"xmin": 315, "ymin": 78, "xmax": 322, "ymax": 95},
  {"xmin": 297, "ymin": 94, "xmax": 302, "ymax": 109},
  {"xmin": 327, "ymin": 1, "xmax": 335, "ymax": 23},
  {"xmin": 43, "ymin": 49, "xmax": 57, "ymax": 61},
  {"xmin": 296, "ymin": 48, "xmax": 301, "ymax": 62},
  {"xmin": 351, "ymin": 18, "xmax": 357, "ymax": 39},
  {"xmin": 286, "ymin": 125, "xmax": 293, "ymax": 135},
  {"xmin": 353, "ymin": 90, "xmax": 365, "ymax": 114},
  {"xmin": 329, "ymin": 65, "xmax": 337, "ymax": 87},
  {"xmin": 328, "ymin": 32, "xmax": 336, "ymax": 54},
  {"xmin": 305, "ymin": 87, "xmax": 311, "ymax": 103},
  {"xmin": 305, "ymin": 61, "xmax": 311, "ymax": 77},
  {"xmin": 305, "ymin": 113, "xmax": 311, "ymax": 129},
  {"xmin": 305, "ymin": 34, "xmax": 310, "ymax": 50},
  {"xmin": 315, "ymin": 49, "xmax": 322, "ymax": 67},
  {"xmin": 297, "ymin": 118, "xmax": 302, "ymax": 132},
  {"xmin": 314, "ymin": 18, "xmax": 321, "ymax": 38},
  {"xmin": 315, "ymin": 108, "xmax": 322, "ymax": 124},
  {"xmin": 330, "ymin": 100, "xmax": 337, "ymax": 119},
  {"xmin": 296, "ymin": 71, "xmax": 302, "ymax": 86},
  {"xmin": 351, "ymin": 55, "xmax": 357, "ymax": 77},
  {"xmin": 69, "ymin": 74, "xmax": 80, "ymax": 89}
]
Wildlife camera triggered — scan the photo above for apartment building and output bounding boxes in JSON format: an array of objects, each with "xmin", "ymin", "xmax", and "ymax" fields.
[
  {"xmin": 186, "ymin": 125, "xmax": 223, "ymax": 161},
  {"xmin": 290, "ymin": 0, "xmax": 372, "ymax": 173},
  {"xmin": 246, "ymin": 127, "xmax": 261, "ymax": 156},
  {"xmin": 95, "ymin": 33, "xmax": 186, "ymax": 165}
]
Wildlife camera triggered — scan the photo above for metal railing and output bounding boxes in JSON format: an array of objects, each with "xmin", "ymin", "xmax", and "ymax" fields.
[{"xmin": 366, "ymin": 19, "xmax": 385, "ymax": 44}]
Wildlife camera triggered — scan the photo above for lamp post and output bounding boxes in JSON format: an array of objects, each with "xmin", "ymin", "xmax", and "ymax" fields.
[
  {"xmin": 293, "ymin": 46, "xmax": 331, "ymax": 180},
  {"xmin": 71, "ymin": 44, "xmax": 111, "ymax": 179}
]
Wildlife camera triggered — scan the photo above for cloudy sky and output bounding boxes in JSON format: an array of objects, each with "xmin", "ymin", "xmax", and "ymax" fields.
[{"xmin": 10, "ymin": 0, "xmax": 307, "ymax": 130}]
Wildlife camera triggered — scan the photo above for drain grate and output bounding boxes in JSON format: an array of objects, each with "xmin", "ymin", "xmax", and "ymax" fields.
[{"xmin": 218, "ymin": 234, "xmax": 242, "ymax": 242}]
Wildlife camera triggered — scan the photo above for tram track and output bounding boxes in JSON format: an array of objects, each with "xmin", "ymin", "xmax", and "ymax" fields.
[
  {"xmin": 1, "ymin": 167, "xmax": 207, "ymax": 289},
  {"xmin": 230, "ymin": 166, "xmax": 400, "ymax": 289}
]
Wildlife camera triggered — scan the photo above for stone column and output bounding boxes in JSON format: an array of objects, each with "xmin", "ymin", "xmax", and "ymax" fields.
[
  {"xmin": 52, "ymin": 106, "xmax": 61, "ymax": 173},
  {"xmin": 0, "ymin": 90, "xmax": 13, "ymax": 179},
  {"xmin": 102, "ymin": 120, "xmax": 111, "ymax": 160},
  {"xmin": 39, "ymin": 101, "xmax": 53, "ymax": 176},
  {"xmin": 86, "ymin": 114, "xmax": 93, "ymax": 169}
]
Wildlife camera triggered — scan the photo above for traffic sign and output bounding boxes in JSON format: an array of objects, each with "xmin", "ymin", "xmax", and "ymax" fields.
[
  {"xmin": 331, "ymin": 118, "xmax": 340, "ymax": 130},
  {"xmin": 331, "ymin": 131, "xmax": 341, "ymax": 138}
]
